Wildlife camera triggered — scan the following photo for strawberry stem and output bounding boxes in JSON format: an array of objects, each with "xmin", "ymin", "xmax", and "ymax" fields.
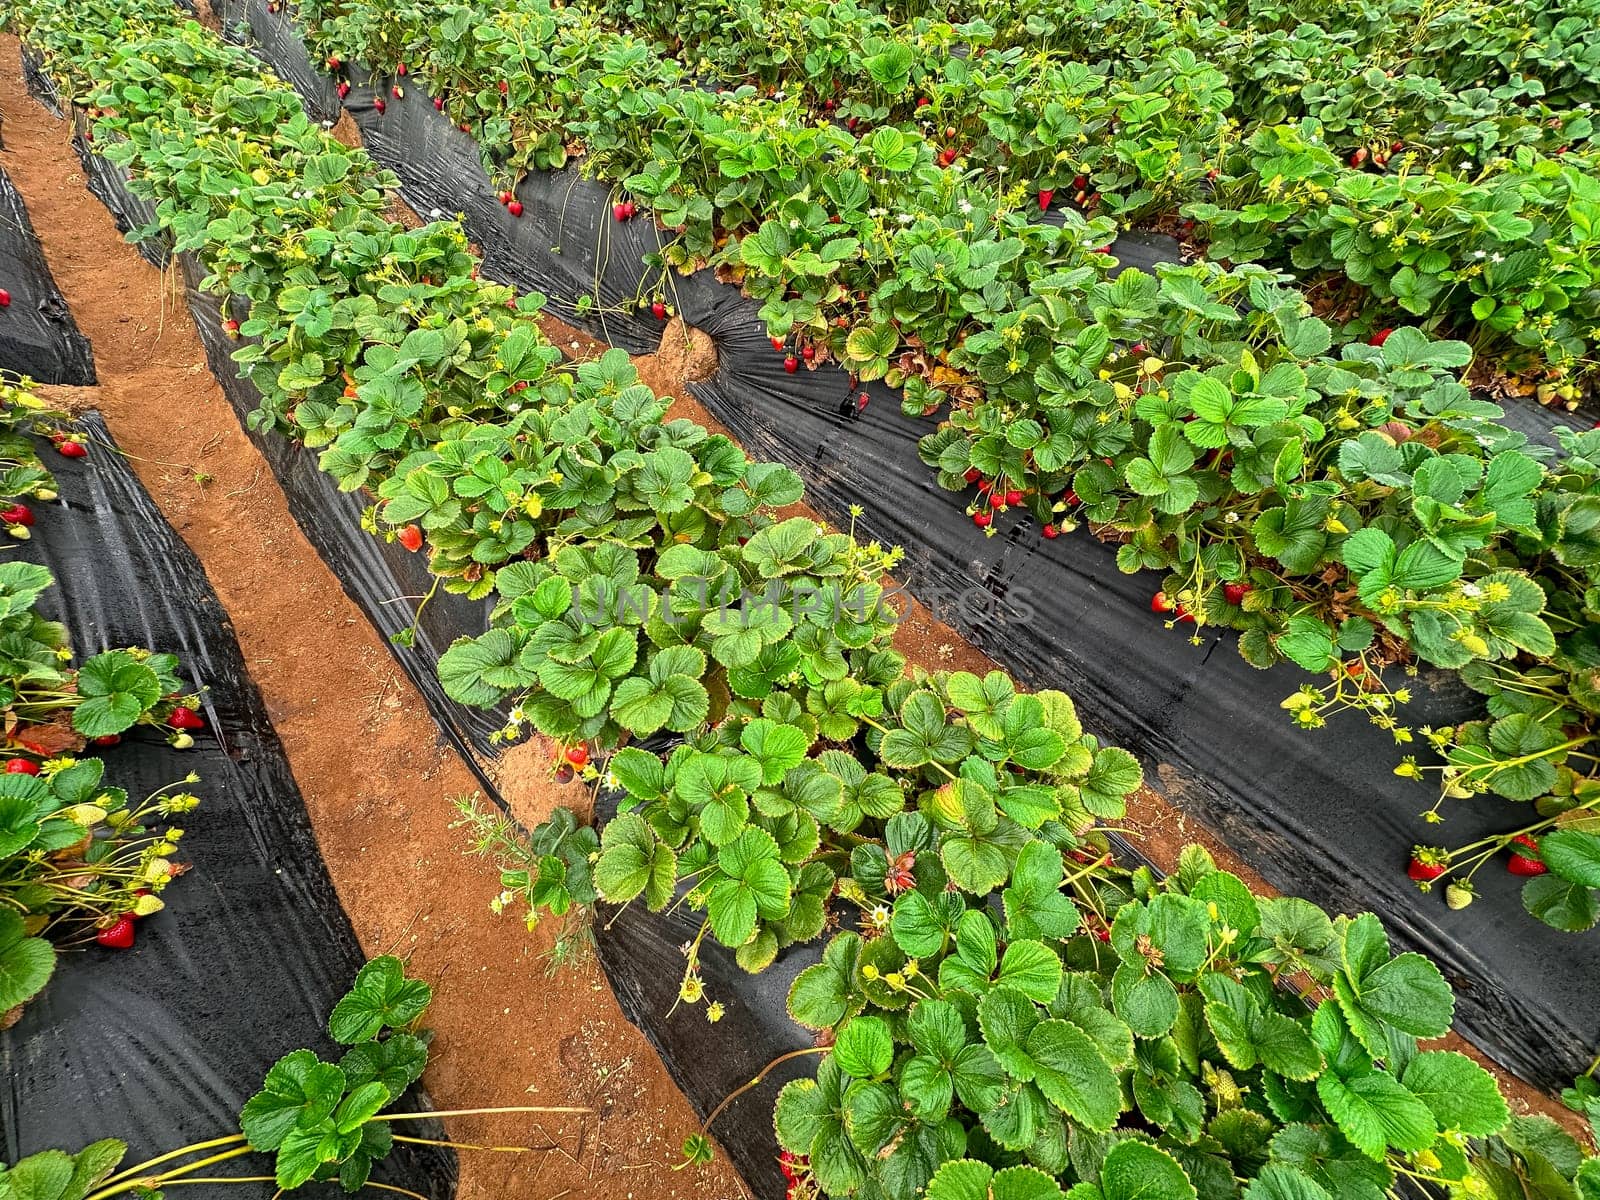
[
  {"xmin": 368, "ymin": 1105, "xmax": 592, "ymax": 1121},
  {"xmin": 699, "ymin": 1047, "xmax": 830, "ymax": 1136},
  {"xmin": 84, "ymin": 1145, "xmax": 255, "ymax": 1200},
  {"xmin": 91, "ymin": 1134, "xmax": 247, "ymax": 1192}
]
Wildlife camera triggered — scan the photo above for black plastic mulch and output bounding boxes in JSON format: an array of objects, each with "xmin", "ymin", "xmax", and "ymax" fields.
[
  {"xmin": 0, "ymin": 161, "xmax": 94, "ymax": 384},
  {"xmin": 0, "ymin": 411, "xmax": 455, "ymax": 1197}
]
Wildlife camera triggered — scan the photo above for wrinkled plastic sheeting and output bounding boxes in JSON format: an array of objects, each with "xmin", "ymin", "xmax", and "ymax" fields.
[
  {"xmin": 0, "ymin": 165, "xmax": 94, "ymax": 384},
  {"xmin": 0, "ymin": 412, "xmax": 456, "ymax": 1199}
]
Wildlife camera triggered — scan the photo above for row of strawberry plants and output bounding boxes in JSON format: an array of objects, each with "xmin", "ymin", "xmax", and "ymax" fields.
[
  {"xmin": 592, "ymin": 0, "xmax": 1600, "ymax": 159},
  {"xmin": 0, "ymin": 377, "xmax": 206, "ymax": 1026},
  {"xmin": 15, "ymin": 2, "xmax": 1600, "ymax": 1196},
  {"xmin": 296, "ymin": 0, "xmax": 1600, "ymax": 380},
  {"xmin": 276, "ymin": 0, "xmax": 1600, "ymax": 926}
]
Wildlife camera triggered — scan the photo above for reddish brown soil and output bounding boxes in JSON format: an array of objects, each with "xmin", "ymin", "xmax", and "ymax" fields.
[
  {"xmin": 2, "ymin": 32, "xmax": 1579, "ymax": 1155},
  {"xmin": 0, "ymin": 40, "xmax": 750, "ymax": 1200}
]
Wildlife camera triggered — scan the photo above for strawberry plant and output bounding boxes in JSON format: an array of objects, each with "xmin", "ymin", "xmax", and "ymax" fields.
[
  {"xmin": 0, "ymin": 376, "xmax": 65, "ymax": 531},
  {"xmin": 0, "ymin": 564, "xmax": 203, "ymax": 1024}
]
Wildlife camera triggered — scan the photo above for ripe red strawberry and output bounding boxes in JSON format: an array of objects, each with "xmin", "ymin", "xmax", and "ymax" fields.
[
  {"xmin": 1350, "ymin": 147, "xmax": 1368, "ymax": 167},
  {"xmin": 498, "ymin": 79, "xmax": 509, "ymax": 94},
  {"xmin": 499, "ymin": 190, "xmax": 513, "ymax": 205},
  {"xmin": 846, "ymin": 116, "xmax": 859, "ymax": 131},
  {"xmin": 1369, "ymin": 328, "xmax": 1393, "ymax": 346},
  {"xmin": 508, "ymin": 201, "xmax": 523, "ymax": 217},
  {"xmin": 92, "ymin": 734, "xmax": 121, "ymax": 747},
  {"xmin": 1004, "ymin": 489, "xmax": 1023, "ymax": 506},
  {"xmin": 938, "ymin": 148, "xmax": 956, "ymax": 166},
  {"xmin": 5, "ymin": 758, "xmax": 39, "ymax": 775},
  {"xmin": 374, "ymin": 98, "xmax": 387, "ymax": 114},
  {"xmin": 1223, "ymin": 582, "xmax": 1250, "ymax": 605},
  {"xmin": 1038, "ymin": 188, "xmax": 1054, "ymax": 210},
  {"xmin": 916, "ymin": 97, "xmax": 930, "ymax": 107},
  {"xmin": 326, "ymin": 55, "xmax": 341, "ymax": 69},
  {"xmin": 784, "ymin": 355, "xmax": 799, "ymax": 373},
  {"xmin": 434, "ymin": 97, "xmax": 445, "ymax": 110},
  {"xmin": 1041, "ymin": 524, "xmax": 1059, "ymax": 539},
  {"xmin": 613, "ymin": 202, "xmax": 629, "ymax": 222},
  {"xmin": 2, "ymin": 503, "xmax": 34, "ymax": 527},
  {"xmin": 1151, "ymin": 591, "xmax": 1176, "ymax": 614},
  {"xmin": 651, "ymin": 301, "xmax": 667, "ymax": 319},
  {"xmin": 391, "ymin": 85, "xmax": 402, "ymax": 98},
  {"xmin": 1390, "ymin": 140, "xmax": 1402, "ymax": 152},
  {"xmin": 169, "ymin": 706, "xmax": 205, "ymax": 731},
  {"xmin": 398, "ymin": 524, "xmax": 424, "ymax": 552},
  {"xmin": 823, "ymin": 99, "xmax": 836, "ymax": 112},
  {"xmin": 856, "ymin": 392, "xmax": 869, "ymax": 413},
  {"xmin": 337, "ymin": 81, "xmax": 351, "ymax": 99},
  {"xmin": 397, "ymin": 62, "xmax": 408, "ymax": 76},
  {"xmin": 621, "ymin": 201, "xmax": 636, "ymax": 219},
  {"xmin": 1073, "ymin": 174, "xmax": 1088, "ymax": 190},
  {"xmin": 0, "ymin": 289, "xmax": 10, "ymax": 308},
  {"xmin": 223, "ymin": 318, "xmax": 240, "ymax": 337},
  {"xmin": 963, "ymin": 467, "xmax": 982, "ymax": 483},
  {"xmin": 96, "ymin": 915, "xmax": 136, "ymax": 950},
  {"xmin": 1175, "ymin": 604, "xmax": 1197, "ymax": 624},
  {"xmin": 57, "ymin": 441, "xmax": 87, "ymax": 458},
  {"xmin": 1065, "ymin": 490, "xmax": 1079, "ymax": 506},
  {"xmin": 565, "ymin": 744, "xmax": 589, "ymax": 768},
  {"xmin": 1507, "ymin": 834, "xmax": 1547, "ymax": 876},
  {"xmin": 1408, "ymin": 847, "xmax": 1448, "ymax": 882},
  {"xmin": 973, "ymin": 511, "xmax": 992, "ymax": 528}
]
